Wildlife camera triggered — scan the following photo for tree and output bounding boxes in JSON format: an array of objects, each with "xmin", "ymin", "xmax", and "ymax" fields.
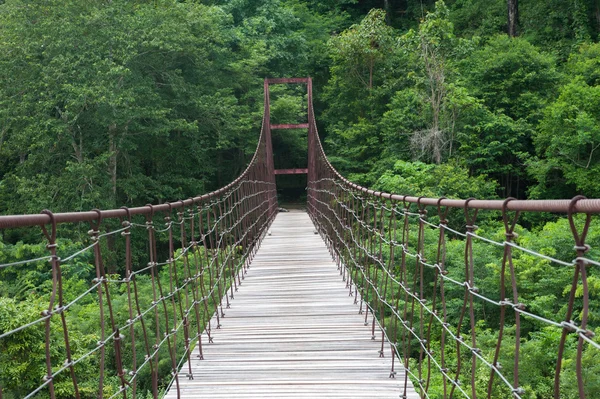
[
  {"xmin": 460, "ymin": 35, "xmax": 559, "ymax": 123},
  {"xmin": 449, "ymin": 0, "xmax": 507, "ymax": 38},
  {"xmin": 528, "ymin": 42, "xmax": 600, "ymax": 199},
  {"xmin": 406, "ymin": 1, "xmax": 456, "ymax": 164},
  {"xmin": 507, "ymin": 0, "xmax": 518, "ymax": 36},
  {"xmin": 375, "ymin": 159, "xmax": 497, "ymax": 199},
  {"xmin": 398, "ymin": 1, "xmax": 474, "ymax": 165},
  {"xmin": 518, "ymin": 0, "xmax": 593, "ymax": 57},
  {"xmin": 456, "ymin": 105, "xmax": 532, "ymax": 197},
  {"xmin": 326, "ymin": 9, "xmax": 395, "ymax": 102},
  {"xmin": 566, "ymin": 41, "xmax": 600, "ymax": 85},
  {"xmin": 322, "ymin": 8, "xmax": 398, "ymax": 177},
  {"xmin": 530, "ymin": 78, "xmax": 600, "ymax": 198},
  {"xmin": 0, "ymin": 0, "xmax": 259, "ymax": 214},
  {"xmin": 454, "ymin": 34, "xmax": 559, "ymax": 196}
]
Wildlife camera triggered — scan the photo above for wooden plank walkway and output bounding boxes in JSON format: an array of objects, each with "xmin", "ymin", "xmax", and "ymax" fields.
[{"xmin": 166, "ymin": 211, "xmax": 418, "ymax": 398}]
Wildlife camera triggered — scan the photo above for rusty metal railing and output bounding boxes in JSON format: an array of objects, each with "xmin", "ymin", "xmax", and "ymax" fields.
[
  {"xmin": 306, "ymin": 86, "xmax": 600, "ymax": 398},
  {"xmin": 2, "ymin": 77, "xmax": 600, "ymax": 399},
  {"xmin": 0, "ymin": 90, "xmax": 277, "ymax": 398}
]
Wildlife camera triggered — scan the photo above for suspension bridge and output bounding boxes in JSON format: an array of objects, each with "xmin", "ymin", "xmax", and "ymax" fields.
[{"xmin": 0, "ymin": 78, "xmax": 599, "ymax": 399}]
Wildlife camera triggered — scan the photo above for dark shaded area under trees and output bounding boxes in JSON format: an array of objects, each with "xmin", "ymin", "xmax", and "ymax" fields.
[{"xmin": 1, "ymin": 0, "xmax": 600, "ymax": 398}]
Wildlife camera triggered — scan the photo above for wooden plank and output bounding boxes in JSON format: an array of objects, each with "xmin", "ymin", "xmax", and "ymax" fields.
[{"xmin": 165, "ymin": 211, "xmax": 419, "ymax": 399}]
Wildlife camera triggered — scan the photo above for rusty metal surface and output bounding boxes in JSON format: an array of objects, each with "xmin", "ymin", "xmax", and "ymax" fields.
[
  {"xmin": 319, "ymin": 168, "xmax": 600, "ymax": 213},
  {"xmin": 0, "ymin": 92, "xmax": 278, "ymax": 230},
  {"xmin": 265, "ymin": 77, "xmax": 310, "ymax": 84},
  {"xmin": 300, "ymin": 82, "xmax": 600, "ymax": 213},
  {"xmin": 307, "ymin": 181, "xmax": 599, "ymax": 398},
  {"xmin": 1, "ymin": 78, "xmax": 599, "ymax": 399},
  {"xmin": 0, "ymin": 86, "xmax": 279, "ymax": 399},
  {"xmin": 271, "ymin": 123, "xmax": 310, "ymax": 129},
  {"xmin": 305, "ymin": 78, "xmax": 600, "ymax": 399},
  {"xmin": 274, "ymin": 168, "xmax": 308, "ymax": 175}
]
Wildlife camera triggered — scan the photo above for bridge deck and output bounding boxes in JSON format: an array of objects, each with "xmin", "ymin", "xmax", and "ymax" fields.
[{"xmin": 166, "ymin": 211, "xmax": 418, "ymax": 398}]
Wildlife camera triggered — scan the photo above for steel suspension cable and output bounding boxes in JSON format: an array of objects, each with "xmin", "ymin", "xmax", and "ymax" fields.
[
  {"xmin": 305, "ymin": 79, "xmax": 600, "ymax": 399},
  {"xmin": 0, "ymin": 108, "xmax": 277, "ymax": 399}
]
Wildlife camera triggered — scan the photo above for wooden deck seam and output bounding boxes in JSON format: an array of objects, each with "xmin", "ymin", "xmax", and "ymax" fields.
[{"xmin": 165, "ymin": 211, "xmax": 418, "ymax": 399}]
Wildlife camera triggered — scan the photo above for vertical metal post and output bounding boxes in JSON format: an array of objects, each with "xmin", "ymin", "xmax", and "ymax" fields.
[
  {"xmin": 307, "ymin": 77, "xmax": 316, "ymax": 211},
  {"xmin": 263, "ymin": 79, "xmax": 277, "ymax": 216}
]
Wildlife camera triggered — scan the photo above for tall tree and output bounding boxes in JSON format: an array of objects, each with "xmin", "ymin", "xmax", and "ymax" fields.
[
  {"xmin": 529, "ymin": 43, "xmax": 600, "ymax": 198},
  {"xmin": 396, "ymin": 1, "xmax": 469, "ymax": 165},
  {"xmin": 596, "ymin": 0, "xmax": 600, "ymax": 32},
  {"xmin": 458, "ymin": 34, "xmax": 559, "ymax": 196},
  {"xmin": 507, "ymin": 0, "xmax": 518, "ymax": 36},
  {"xmin": 0, "ymin": 0, "xmax": 263, "ymax": 214},
  {"xmin": 322, "ymin": 8, "xmax": 397, "ymax": 177},
  {"xmin": 408, "ymin": 1, "xmax": 456, "ymax": 164}
]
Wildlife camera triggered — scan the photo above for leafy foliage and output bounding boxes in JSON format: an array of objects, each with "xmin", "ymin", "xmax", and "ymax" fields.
[
  {"xmin": 375, "ymin": 160, "xmax": 497, "ymax": 199},
  {"xmin": 2, "ymin": 0, "xmax": 600, "ymax": 398}
]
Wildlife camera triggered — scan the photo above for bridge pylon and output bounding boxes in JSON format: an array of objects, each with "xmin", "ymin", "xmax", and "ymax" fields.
[{"xmin": 263, "ymin": 77, "xmax": 318, "ymax": 204}]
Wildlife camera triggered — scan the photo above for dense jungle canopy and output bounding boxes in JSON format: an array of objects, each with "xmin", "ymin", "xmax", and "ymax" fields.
[
  {"xmin": 1, "ymin": 1, "xmax": 600, "ymax": 398},
  {"xmin": 2, "ymin": 0, "xmax": 600, "ymax": 212}
]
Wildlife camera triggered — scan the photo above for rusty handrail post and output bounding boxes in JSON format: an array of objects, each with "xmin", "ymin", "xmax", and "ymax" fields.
[{"xmin": 305, "ymin": 81, "xmax": 600, "ymax": 399}]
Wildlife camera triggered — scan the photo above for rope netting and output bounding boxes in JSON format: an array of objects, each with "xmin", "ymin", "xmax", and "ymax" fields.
[
  {"xmin": 0, "ymin": 96, "xmax": 276, "ymax": 398},
  {"xmin": 306, "ymin": 88, "xmax": 600, "ymax": 398},
  {"xmin": 2, "ymin": 77, "xmax": 600, "ymax": 399}
]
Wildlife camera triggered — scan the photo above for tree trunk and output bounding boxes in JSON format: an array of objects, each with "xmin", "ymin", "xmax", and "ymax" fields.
[
  {"xmin": 218, "ymin": 150, "xmax": 223, "ymax": 188},
  {"xmin": 71, "ymin": 131, "xmax": 83, "ymax": 163},
  {"xmin": 0, "ymin": 126, "xmax": 6, "ymax": 152},
  {"xmin": 369, "ymin": 56, "xmax": 374, "ymax": 92},
  {"xmin": 507, "ymin": 0, "xmax": 519, "ymax": 37},
  {"xmin": 108, "ymin": 124, "xmax": 118, "ymax": 206},
  {"xmin": 383, "ymin": 0, "xmax": 392, "ymax": 25},
  {"xmin": 595, "ymin": 0, "xmax": 600, "ymax": 35}
]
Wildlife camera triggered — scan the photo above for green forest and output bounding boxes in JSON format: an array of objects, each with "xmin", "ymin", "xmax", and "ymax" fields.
[{"xmin": 1, "ymin": 0, "xmax": 599, "ymax": 398}]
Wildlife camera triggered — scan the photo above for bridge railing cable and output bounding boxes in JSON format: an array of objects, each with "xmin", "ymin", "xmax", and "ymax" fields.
[
  {"xmin": 0, "ymin": 108, "xmax": 276, "ymax": 398},
  {"xmin": 306, "ymin": 91, "xmax": 599, "ymax": 399}
]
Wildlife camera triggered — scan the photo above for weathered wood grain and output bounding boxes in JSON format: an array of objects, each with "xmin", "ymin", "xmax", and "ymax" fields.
[{"xmin": 165, "ymin": 211, "xmax": 419, "ymax": 399}]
